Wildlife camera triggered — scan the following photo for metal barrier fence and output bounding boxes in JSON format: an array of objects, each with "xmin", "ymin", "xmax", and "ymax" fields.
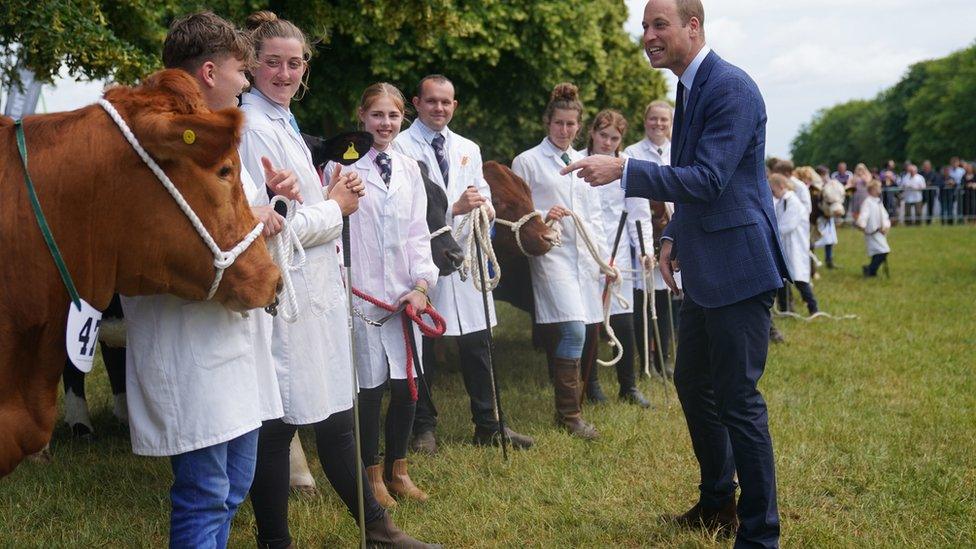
[{"xmin": 859, "ymin": 186, "xmax": 976, "ymax": 225}]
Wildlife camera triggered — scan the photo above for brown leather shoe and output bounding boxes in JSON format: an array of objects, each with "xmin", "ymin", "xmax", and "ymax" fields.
[
  {"xmin": 366, "ymin": 464, "xmax": 397, "ymax": 509},
  {"xmin": 365, "ymin": 512, "xmax": 442, "ymax": 548},
  {"xmin": 384, "ymin": 458, "xmax": 429, "ymax": 502},
  {"xmin": 553, "ymin": 357, "xmax": 599, "ymax": 440},
  {"xmin": 667, "ymin": 498, "xmax": 738, "ymax": 535},
  {"xmin": 409, "ymin": 430, "xmax": 438, "ymax": 455}
]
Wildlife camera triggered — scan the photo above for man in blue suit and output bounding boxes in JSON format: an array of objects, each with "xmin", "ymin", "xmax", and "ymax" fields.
[{"xmin": 564, "ymin": 1, "xmax": 787, "ymax": 547}]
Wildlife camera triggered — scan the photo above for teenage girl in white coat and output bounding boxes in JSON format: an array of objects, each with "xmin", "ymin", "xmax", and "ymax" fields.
[
  {"xmin": 583, "ymin": 109, "xmax": 651, "ymax": 408},
  {"xmin": 238, "ymin": 12, "xmax": 435, "ymax": 549},
  {"xmin": 512, "ymin": 83, "xmax": 610, "ymax": 440},
  {"xmin": 333, "ymin": 82, "xmax": 438, "ymax": 507}
]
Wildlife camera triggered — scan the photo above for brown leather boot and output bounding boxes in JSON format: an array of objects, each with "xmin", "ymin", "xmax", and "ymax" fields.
[
  {"xmin": 366, "ymin": 464, "xmax": 397, "ymax": 508},
  {"xmin": 667, "ymin": 497, "xmax": 738, "ymax": 536},
  {"xmin": 365, "ymin": 512, "xmax": 442, "ymax": 548},
  {"xmin": 552, "ymin": 357, "xmax": 599, "ymax": 440},
  {"xmin": 384, "ymin": 458, "xmax": 429, "ymax": 502}
]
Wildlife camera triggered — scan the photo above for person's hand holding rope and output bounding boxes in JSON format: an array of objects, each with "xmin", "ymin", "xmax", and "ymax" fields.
[
  {"xmin": 398, "ymin": 281, "xmax": 429, "ymax": 313},
  {"xmin": 453, "ymin": 186, "xmax": 490, "ymax": 217},
  {"xmin": 545, "ymin": 205, "xmax": 570, "ymax": 223},
  {"xmin": 251, "ymin": 205, "xmax": 285, "ymax": 237}
]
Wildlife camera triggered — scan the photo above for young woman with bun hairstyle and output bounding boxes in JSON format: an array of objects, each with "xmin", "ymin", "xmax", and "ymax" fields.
[
  {"xmin": 581, "ymin": 109, "xmax": 651, "ymax": 408},
  {"xmin": 237, "ymin": 11, "xmax": 437, "ymax": 549},
  {"xmin": 323, "ymin": 82, "xmax": 439, "ymax": 509},
  {"xmin": 511, "ymin": 83, "xmax": 611, "ymax": 440}
]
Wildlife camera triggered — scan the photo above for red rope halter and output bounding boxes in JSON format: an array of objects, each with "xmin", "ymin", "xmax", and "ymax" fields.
[{"xmin": 352, "ymin": 287, "xmax": 446, "ymax": 400}]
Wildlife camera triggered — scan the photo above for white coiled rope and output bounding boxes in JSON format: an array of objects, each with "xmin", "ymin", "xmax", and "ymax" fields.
[
  {"xmin": 97, "ymin": 99, "xmax": 264, "ymax": 299},
  {"xmin": 493, "ymin": 211, "xmax": 548, "ymax": 257},
  {"xmin": 266, "ymin": 196, "xmax": 306, "ymax": 322},
  {"xmin": 454, "ymin": 205, "xmax": 501, "ymax": 292}
]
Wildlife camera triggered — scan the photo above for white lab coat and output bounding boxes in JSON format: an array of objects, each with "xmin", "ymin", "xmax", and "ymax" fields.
[
  {"xmin": 591, "ymin": 152, "xmax": 650, "ymax": 315},
  {"xmin": 239, "ymin": 90, "xmax": 353, "ymax": 424},
  {"xmin": 512, "ymin": 139, "xmax": 608, "ymax": 324},
  {"xmin": 393, "ymin": 122, "xmax": 496, "ymax": 335},
  {"xmin": 121, "ymin": 165, "xmax": 282, "ymax": 457},
  {"xmin": 856, "ymin": 196, "xmax": 891, "ymax": 256},
  {"xmin": 774, "ymin": 190, "xmax": 811, "ymax": 283},
  {"xmin": 814, "ymin": 217, "xmax": 838, "ymax": 247},
  {"xmin": 623, "ymin": 138, "xmax": 681, "ymax": 292},
  {"xmin": 330, "ymin": 149, "xmax": 439, "ymax": 390}
]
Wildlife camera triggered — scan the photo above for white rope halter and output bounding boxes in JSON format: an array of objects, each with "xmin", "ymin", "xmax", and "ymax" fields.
[
  {"xmin": 266, "ymin": 196, "xmax": 306, "ymax": 322},
  {"xmin": 98, "ymin": 99, "xmax": 265, "ymax": 299},
  {"xmin": 494, "ymin": 210, "xmax": 549, "ymax": 257},
  {"xmin": 429, "ymin": 225, "xmax": 453, "ymax": 238}
]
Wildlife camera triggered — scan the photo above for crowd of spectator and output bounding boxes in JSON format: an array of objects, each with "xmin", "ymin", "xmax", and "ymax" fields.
[{"xmin": 829, "ymin": 157, "xmax": 976, "ymax": 226}]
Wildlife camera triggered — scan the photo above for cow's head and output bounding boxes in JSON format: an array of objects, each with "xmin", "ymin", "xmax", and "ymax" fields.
[
  {"xmin": 417, "ymin": 161, "xmax": 464, "ymax": 275},
  {"xmin": 484, "ymin": 161, "xmax": 557, "ymax": 256},
  {"xmin": 103, "ymin": 70, "xmax": 280, "ymax": 310},
  {"xmin": 819, "ymin": 179, "xmax": 846, "ymax": 218}
]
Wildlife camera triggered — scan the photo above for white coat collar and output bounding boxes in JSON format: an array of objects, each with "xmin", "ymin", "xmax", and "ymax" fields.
[
  {"xmin": 356, "ymin": 147, "xmax": 403, "ymax": 195},
  {"xmin": 242, "ymin": 88, "xmax": 293, "ymax": 122}
]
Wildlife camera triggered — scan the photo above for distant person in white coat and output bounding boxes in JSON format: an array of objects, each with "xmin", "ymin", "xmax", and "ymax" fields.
[
  {"xmin": 769, "ymin": 174, "xmax": 819, "ymax": 315},
  {"xmin": 340, "ymin": 82, "xmax": 439, "ymax": 508},
  {"xmin": 121, "ymin": 13, "xmax": 305, "ymax": 548},
  {"xmin": 238, "ymin": 12, "xmax": 435, "ymax": 549},
  {"xmin": 512, "ymin": 83, "xmax": 611, "ymax": 440},
  {"xmin": 771, "ymin": 159, "xmax": 812, "ymax": 311},
  {"xmin": 623, "ymin": 100, "xmax": 680, "ymax": 374},
  {"xmin": 393, "ymin": 74, "xmax": 535, "ymax": 452},
  {"xmin": 583, "ymin": 109, "xmax": 651, "ymax": 407},
  {"xmin": 856, "ymin": 180, "xmax": 891, "ymax": 277}
]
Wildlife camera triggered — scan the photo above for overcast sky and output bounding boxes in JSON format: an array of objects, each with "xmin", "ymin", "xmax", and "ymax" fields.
[
  {"xmin": 4, "ymin": 1, "xmax": 975, "ymax": 158},
  {"xmin": 624, "ymin": 0, "xmax": 976, "ymax": 156}
]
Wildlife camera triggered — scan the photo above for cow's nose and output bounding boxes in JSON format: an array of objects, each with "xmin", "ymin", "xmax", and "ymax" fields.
[
  {"xmin": 542, "ymin": 230, "xmax": 559, "ymax": 243},
  {"xmin": 446, "ymin": 249, "xmax": 465, "ymax": 268}
]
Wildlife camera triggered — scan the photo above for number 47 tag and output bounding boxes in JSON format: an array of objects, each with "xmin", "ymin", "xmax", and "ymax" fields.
[{"xmin": 66, "ymin": 299, "xmax": 103, "ymax": 373}]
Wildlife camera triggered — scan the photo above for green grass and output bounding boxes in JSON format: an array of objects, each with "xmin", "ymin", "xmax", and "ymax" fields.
[{"xmin": 2, "ymin": 225, "xmax": 974, "ymax": 548}]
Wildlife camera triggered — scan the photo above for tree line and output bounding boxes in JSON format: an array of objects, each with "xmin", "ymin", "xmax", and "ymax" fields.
[
  {"xmin": 1, "ymin": 0, "xmax": 666, "ymax": 162},
  {"xmin": 790, "ymin": 41, "xmax": 976, "ymax": 168}
]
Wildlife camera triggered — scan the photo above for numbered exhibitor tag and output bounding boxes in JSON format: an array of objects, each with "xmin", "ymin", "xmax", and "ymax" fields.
[{"xmin": 66, "ymin": 299, "xmax": 103, "ymax": 373}]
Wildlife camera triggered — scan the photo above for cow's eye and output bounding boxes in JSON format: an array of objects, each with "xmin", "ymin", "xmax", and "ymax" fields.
[{"xmin": 218, "ymin": 165, "xmax": 233, "ymax": 179}]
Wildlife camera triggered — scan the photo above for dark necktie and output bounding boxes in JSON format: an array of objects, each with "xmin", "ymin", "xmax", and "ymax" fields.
[
  {"xmin": 560, "ymin": 152, "xmax": 571, "ymax": 166},
  {"xmin": 376, "ymin": 152, "xmax": 392, "ymax": 187},
  {"xmin": 431, "ymin": 134, "xmax": 450, "ymax": 185},
  {"xmin": 657, "ymin": 146, "xmax": 664, "ymax": 156},
  {"xmin": 672, "ymin": 83, "xmax": 686, "ymax": 156}
]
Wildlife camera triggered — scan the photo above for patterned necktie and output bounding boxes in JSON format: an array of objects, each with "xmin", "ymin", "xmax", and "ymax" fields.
[
  {"xmin": 560, "ymin": 152, "xmax": 571, "ymax": 166},
  {"xmin": 657, "ymin": 147, "xmax": 664, "ymax": 156},
  {"xmin": 376, "ymin": 152, "xmax": 392, "ymax": 187},
  {"xmin": 431, "ymin": 134, "xmax": 450, "ymax": 185}
]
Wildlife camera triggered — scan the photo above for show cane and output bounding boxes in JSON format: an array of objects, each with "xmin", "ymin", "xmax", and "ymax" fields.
[
  {"xmin": 580, "ymin": 211, "xmax": 628, "ymax": 407},
  {"xmin": 473, "ymin": 218, "xmax": 508, "ymax": 461},
  {"xmin": 636, "ymin": 220, "xmax": 669, "ymax": 406},
  {"xmin": 341, "ymin": 216, "xmax": 367, "ymax": 549}
]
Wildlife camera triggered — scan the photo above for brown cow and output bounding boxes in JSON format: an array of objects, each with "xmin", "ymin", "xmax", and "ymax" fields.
[{"xmin": 0, "ymin": 69, "xmax": 281, "ymax": 477}]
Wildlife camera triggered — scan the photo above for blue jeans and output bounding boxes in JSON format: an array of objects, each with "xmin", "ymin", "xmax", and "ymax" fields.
[
  {"xmin": 553, "ymin": 321, "xmax": 586, "ymax": 359},
  {"xmin": 169, "ymin": 429, "xmax": 259, "ymax": 549}
]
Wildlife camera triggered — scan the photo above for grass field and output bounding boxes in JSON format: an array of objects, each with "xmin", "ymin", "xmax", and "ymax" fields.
[{"xmin": 1, "ymin": 224, "xmax": 974, "ymax": 548}]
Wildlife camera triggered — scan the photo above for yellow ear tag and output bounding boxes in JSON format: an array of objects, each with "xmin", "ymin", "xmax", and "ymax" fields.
[
  {"xmin": 182, "ymin": 129, "xmax": 196, "ymax": 145},
  {"xmin": 342, "ymin": 143, "xmax": 360, "ymax": 161}
]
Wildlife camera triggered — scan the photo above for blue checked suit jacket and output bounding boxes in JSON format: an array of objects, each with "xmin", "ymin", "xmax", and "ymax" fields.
[{"xmin": 624, "ymin": 50, "xmax": 789, "ymax": 308}]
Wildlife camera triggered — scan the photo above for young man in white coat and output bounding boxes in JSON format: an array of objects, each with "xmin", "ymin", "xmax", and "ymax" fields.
[
  {"xmin": 394, "ymin": 75, "xmax": 535, "ymax": 452},
  {"xmin": 121, "ymin": 13, "xmax": 301, "ymax": 548}
]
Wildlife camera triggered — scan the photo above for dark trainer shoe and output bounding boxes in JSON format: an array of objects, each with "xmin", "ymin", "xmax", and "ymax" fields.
[
  {"xmin": 619, "ymin": 387, "xmax": 651, "ymax": 408},
  {"xmin": 473, "ymin": 426, "xmax": 535, "ymax": 450},
  {"xmin": 666, "ymin": 498, "xmax": 738, "ymax": 536},
  {"xmin": 409, "ymin": 430, "xmax": 438, "ymax": 455}
]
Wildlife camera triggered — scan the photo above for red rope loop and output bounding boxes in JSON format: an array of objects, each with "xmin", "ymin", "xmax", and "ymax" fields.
[{"xmin": 351, "ymin": 287, "xmax": 446, "ymax": 400}]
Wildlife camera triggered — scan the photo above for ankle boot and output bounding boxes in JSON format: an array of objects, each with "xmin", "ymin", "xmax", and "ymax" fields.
[
  {"xmin": 552, "ymin": 357, "xmax": 598, "ymax": 440},
  {"xmin": 584, "ymin": 363, "xmax": 608, "ymax": 403},
  {"xmin": 366, "ymin": 464, "xmax": 397, "ymax": 508},
  {"xmin": 384, "ymin": 458, "xmax": 429, "ymax": 502},
  {"xmin": 365, "ymin": 512, "xmax": 442, "ymax": 548}
]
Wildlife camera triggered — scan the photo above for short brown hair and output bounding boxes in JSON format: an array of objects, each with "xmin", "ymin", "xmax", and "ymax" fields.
[
  {"xmin": 415, "ymin": 74, "xmax": 454, "ymax": 99},
  {"xmin": 768, "ymin": 173, "xmax": 793, "ymax": 191},
  {"xmin": 676, "ymin": 0, "xmax": 705, "ymax": 28},
  {"xmin": 772, "ymin": 159, "xmax": 795, "ymax": 176},
  {"xmin": 162, "ymin": 12, "xmax": 253, "ymax": 72}
]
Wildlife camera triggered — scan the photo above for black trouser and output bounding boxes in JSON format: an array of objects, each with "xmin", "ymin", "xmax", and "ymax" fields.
[
  {"xmin": 250, "ymin": 410, "xmax": 384, "ymax": 547},
  {"xmin": 924, "ymin": 188, "xmax": 939, "ymax": 223},
  {"xmin": 359, "ymin": 379, "xmax": 415, "ymax": 467},
  {"xmin": 866, "ymin": 253, "xmax": 888, "ymax": 276},
  {"xmin": 963, "ymin": 188, "xmax": 976, "ymax": 220},
  {"xmin": 609, "ymin": 313, "xmax": 638, "ymax": 393},
  {"xmin": 824, "ymin": 244, "xmax": 834, "ymax": 266},
  {"xmin": 941, "ymin": 187, "xmax": 957, "ymax": 224},
  {"xmin": 633, "ymin": 288, "xmax": 674, "ymax": 373},
  {"xmin": 414, "ymin": 330, "xmax": 499, "ymax": 435},
  {"xmin": 777, "ymin": 281, "xmax": 818, "ymax": 315}
]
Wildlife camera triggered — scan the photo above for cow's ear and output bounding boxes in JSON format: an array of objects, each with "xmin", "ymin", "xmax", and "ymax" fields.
[{"xmin": 131, "ymin": 108, "xmax": 243, "ymax": 168}]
